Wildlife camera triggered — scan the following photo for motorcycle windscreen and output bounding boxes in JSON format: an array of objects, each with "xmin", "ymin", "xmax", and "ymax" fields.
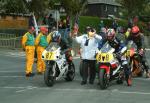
[
  {"xmin": 43, "ymin": 42, "xmax": 60, "ymax": 60},
  {"xmin": 96, "ymin": 42, "xmax": 114, "ymax": 63}
]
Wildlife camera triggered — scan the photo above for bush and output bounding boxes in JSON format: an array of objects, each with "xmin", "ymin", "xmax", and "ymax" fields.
[
  {"xmin": 61, "ymin": 16, "xmax": 149, "ymax": 36},
  {"xmin": 78, "ymin": 16, "xmax": 128, "ymax": 33}
]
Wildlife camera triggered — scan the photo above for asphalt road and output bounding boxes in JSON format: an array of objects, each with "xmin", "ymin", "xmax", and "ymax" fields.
[{"xmin": 0, "ymin": 49, "xmax": 150, "ymax": 103}]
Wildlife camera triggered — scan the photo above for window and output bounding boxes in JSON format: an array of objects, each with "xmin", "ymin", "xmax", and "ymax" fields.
[
  {"xmin": 105, "ymin": 5, "xmax": 108, "ymax": 11},
  {"xmin": 114, "ymin": 7, "xmax": 117, "ymax": 12}
]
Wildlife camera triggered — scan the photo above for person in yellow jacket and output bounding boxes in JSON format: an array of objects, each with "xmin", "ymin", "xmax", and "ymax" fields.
[
  {"xmin": 22, "ymin": 26, "xmax": 35, "ymax": 77},
  {"xmin": 35, "ymin": 27, "xmax": 52, "ymax": 74}
]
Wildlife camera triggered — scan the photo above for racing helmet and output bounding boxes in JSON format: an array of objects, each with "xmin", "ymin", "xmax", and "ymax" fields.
[
  {"xmin": 52, "ymin": 31, "xmax": 61, "ymax": 42},
  {"xmin": 131, "ymin": 26, "xmax": 140, "ymax": 37},
  {"xmin": 106, "ymin": 28, "xmax": 116, "ymax": 41}
]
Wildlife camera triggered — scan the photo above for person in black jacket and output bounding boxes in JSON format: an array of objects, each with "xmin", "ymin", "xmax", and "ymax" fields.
[
  {"xmin": 50, "ymin": 31, "xmax": 73, "ymax": 64},
  {"xmin": 126, "ymin": 26, "xmax": 150, "ymax": 78},
  {"xmin": 105, "ymin": 28, "xmax": 132, "ymax": 86}
]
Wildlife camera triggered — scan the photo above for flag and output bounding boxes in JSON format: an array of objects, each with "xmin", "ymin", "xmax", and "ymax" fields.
[{"xmin": 73, "ymin": 14, "xmax": 79, "ymax": 34}]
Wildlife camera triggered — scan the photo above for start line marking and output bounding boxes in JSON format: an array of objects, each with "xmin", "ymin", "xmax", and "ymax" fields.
[{"xmin": 1, "ymin": 86, "xmax": 150, "ymax": 95}]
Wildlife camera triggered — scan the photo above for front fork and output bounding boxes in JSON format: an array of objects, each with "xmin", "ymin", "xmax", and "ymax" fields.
[
  {"xmin": 99, "ymin": 65, "xmax": 110, "ymax": 79},
  {"xmin": 46, "ymin": 61, "xmax": 56, "ymax": 77}
]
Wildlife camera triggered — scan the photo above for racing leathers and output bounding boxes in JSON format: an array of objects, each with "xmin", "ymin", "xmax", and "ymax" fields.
[
  {"xmin": 57, "ymin": 37, "xmax": 73, "ymax": 64},
  {"xmin": 126, "ymin": 33, "xmax": 150, "ymax": 77},
  {"xmin": 107, "ymin": 37, "xmax": 131, "ymax": 85}
]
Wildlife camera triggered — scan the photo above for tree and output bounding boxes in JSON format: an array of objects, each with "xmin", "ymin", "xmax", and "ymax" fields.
[
  {"xmin": 61, "ymin": 0, "xmax": 87, "ymax": 16},
  {"xmin": 60, "ymin": 0, "xmax": 87, "ymax": 28},
  {"xmin": 23, "ymin": 0, "xmax": 51, "ymax": 17},
  {"xmin": 0, "ymin": 0, "xmax": 27, "ymax": 13},
  {"xmin": 116, "ymin": 0, "xmax": 148, "ymax": 18}
]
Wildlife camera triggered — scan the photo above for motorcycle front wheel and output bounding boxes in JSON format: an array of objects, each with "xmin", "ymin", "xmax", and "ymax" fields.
[
  {"xmin": 44, "ymin": 62, "xmax": 55, "ymax": 87},
  {"xmin": 99, "ymin": 69, "xmax": 109, "ymax": 89}
]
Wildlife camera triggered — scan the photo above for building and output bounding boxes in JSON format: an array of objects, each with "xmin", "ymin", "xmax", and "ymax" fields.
[
  {"xmin": 0, "ymin": 13, "xmax": 31, "ymax": 35},
  {"xmin": 0, "ymin": 13, "xmax": 30, "ymax": 29},
  {"xmin": 86, "ymin": 0, "xmax": 121, "ymax": 18}
]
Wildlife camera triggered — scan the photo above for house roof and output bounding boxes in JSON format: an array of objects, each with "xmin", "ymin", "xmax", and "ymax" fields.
[{"xmin": 88, "ymin": 0, "xmax": 121, "ymax": 6}]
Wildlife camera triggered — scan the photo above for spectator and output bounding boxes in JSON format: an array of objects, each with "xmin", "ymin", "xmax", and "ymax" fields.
[
  {"xmin": 66, "ymin": 15, "xmax": 70, "ymax": 29},
  {"xmin": 128, "ymin": 18, "xmax": 133, "ymax": 28},
  {"xmin": 29, "ymin": 15, "xmax": 35, "ymax": 27},
  {"xmin": 48, "ymin": 14, "xmax": 56, "ymax": 32},
  {"xmin": 112, "ymin": 19, "xmax": 118, "ymax": 31},
  {"xmin": 99, "ymin": 20, "xmax": 104, "ymax": 31}
]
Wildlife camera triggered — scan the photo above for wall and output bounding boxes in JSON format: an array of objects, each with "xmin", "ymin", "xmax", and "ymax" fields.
[{"xmin": 0, "ymin": 15, "xmax": 29, "ymax": 29}]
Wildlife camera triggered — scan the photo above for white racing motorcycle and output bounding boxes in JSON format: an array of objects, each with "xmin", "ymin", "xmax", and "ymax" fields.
[{"xmin": 42, "ymin": 43, "xmax": 75, "ymax": 87}]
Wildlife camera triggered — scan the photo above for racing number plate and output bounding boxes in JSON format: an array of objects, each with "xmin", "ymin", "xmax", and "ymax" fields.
[
  {"xmin": 45, "ymin": 52, "xmax": 55, "ymax": 60},
  {"xmin": 96, "ymin": 53, "xmax": 113, "ymax": 62}
]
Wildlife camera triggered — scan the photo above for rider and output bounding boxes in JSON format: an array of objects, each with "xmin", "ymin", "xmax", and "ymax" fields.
[
  {"xmin": 98, "ymin": 27, "xmax": 107, "ymax": 49},
  {"xmin": 106, "ymin": 28, "xmax": 132, "ymax": 86},
  {"xmin": 50, "ymin": 30, "xmax": 73, "ymax": 64},
  {"xmin": 126, "ymin": 26, "xmax": 150, "ymax": 78},
  {"xmin": 116, "ymin": 26, "xmax": 126, "ymax": 44}
]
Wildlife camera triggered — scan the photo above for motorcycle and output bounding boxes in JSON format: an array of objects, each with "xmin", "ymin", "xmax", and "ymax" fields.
[
  {"xmin": 126, "ymin": 41, "xmax": 144, "ymax": 77},
  {"xmin": 42, "ymin": 43, "xmax": 75, "ymax": 87},
  {"xmin": 96, "ymin": 42, "xmax": 126, "ymax": 89}
]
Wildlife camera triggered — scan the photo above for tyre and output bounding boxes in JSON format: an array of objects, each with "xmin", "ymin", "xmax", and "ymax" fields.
[
  {"xmin": 99, "ymin": 69, "xmax": 109, "ymax": 89},
  {"xmin": 137, "ymin": 63, "xmax": 144, "ymax": 77},
  {"xmin": 116, "ymin": 71, "xmax": 124, "ymax": 84},
  {"xmin": 44, "ymin": 63, "xmax": 55, "ymax": 87},
  {"xmin": 132, "ymin": 60, "xmax": 144, "ymax": 77},
  {"xmin": 65, "ymin": 63, "xmax": 75, "ymax": 81}
]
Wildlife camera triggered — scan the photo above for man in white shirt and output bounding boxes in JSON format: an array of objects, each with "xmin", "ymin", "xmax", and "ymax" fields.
[{"xmin": 73, "ymin": 27, "xmax": 102, "ymax": 85}]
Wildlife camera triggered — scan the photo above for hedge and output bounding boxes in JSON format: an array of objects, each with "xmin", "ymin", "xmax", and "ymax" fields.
[
  {"xmin": 60, "ymin": 16, "xmax": 150, "ymax": 35},
  {"xmin": 78, "ymin": 16, "xmax": 128, "ymax": 33}
]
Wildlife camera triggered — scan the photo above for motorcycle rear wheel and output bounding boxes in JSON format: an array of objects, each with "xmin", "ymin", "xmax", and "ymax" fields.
[{"xmin": 65, "ymin": 63, "xmax": 75, "ymax": 81}]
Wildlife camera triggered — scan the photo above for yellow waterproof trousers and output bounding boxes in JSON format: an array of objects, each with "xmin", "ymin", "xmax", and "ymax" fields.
[
  {"xmin": 36, "ymin": 46, "xmax": 45, "ymax": 73},
  {"xmin": 25, "ymin": 46, "xmax": 35, "ymax": 74}
]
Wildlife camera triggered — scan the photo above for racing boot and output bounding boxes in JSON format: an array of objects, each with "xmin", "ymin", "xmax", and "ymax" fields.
[{"xmin": 126, "ymin": 75, "xmax": 132, "ymax": 86}]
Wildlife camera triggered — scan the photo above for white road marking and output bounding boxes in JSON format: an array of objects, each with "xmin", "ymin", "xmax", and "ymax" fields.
[
  {"xmin": 0, "ymin": 76, "xmax": 25, "ymax": 78},
  {"xmin": 15, "ymin": 86, "xmax": 37, "ymax": 93},
  {"xmin": 0, "ymin": 53, "xmax": 25, "ymax": 58},
  {"xmin": 1, "ymin": 86, "xmax": 150, "ymax": 95},
  {"xmin": 119, "ymin": 91, "xmax": 150, "ymax": 95},
  {"xmin": 134, "ymin": 78, "xmax": 150, "ymax": 81},
  {"xmin": 0, "ymin": 71, "xmax": 24, "ymax": 73}
]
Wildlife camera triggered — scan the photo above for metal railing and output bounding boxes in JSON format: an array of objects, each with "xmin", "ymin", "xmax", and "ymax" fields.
[{"xmin": 0, "ymin": 33, "xmax": 22, "ymax": 49}]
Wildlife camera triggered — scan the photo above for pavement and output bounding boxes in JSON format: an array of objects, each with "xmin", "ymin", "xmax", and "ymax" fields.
[{"xmin": 0, "ymin": 49, "xmax": 150, "ymax": 103}]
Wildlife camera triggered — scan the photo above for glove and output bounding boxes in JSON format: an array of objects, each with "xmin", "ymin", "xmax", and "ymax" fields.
[{"xmin": 139, "ymin": 49, "xmax": 144, "ymax": 56}]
